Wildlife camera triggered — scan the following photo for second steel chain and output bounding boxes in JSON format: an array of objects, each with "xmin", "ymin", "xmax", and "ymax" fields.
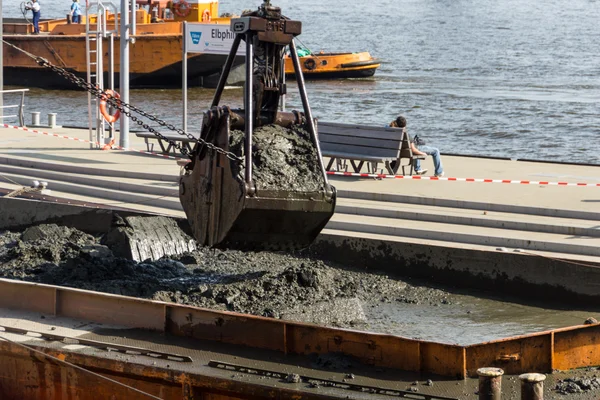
[{"xmin": 34, "ymin": 56, "xmax": 242, "ymax": 163}]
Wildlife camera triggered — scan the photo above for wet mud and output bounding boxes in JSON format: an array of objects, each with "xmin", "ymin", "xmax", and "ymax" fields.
[
  {"xmin": 0, "ymin": 222, "xmax": 459, "ymax": 331},
  {"xmin": 554, "ymin": 376, "xmax": 600, "ymax": 396},
  {"xmin": 0, "ymin": 223, "xmax": 597, "ymax": 344},
  {"xmin": 229, "ymin": 124, "xmax": 325, "ymax": 191}
]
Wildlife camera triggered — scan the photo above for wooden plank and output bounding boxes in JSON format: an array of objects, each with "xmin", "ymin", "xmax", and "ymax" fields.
[
  {"xmin": 318, "ymin": 122, "xmax": 404, "ymax": 141},
  {"xmin": 135, "ymin": 132, "xmax": 198, "ymax": 142},
  {"xmin": 319, "ymin": 133, "xmax": 401, "ymax": 149},
  {"xmin": 320, "ymin": 142, "xmax": 399, "ymax": 159},
  {"xmin": 323, "ymin": 152, "xmax": 395, "ymax": 163}
]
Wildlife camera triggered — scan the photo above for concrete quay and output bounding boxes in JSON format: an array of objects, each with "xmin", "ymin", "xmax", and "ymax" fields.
[{"xmin": 1, "ymin": 125, "xmax": 600, "ymax": 301}]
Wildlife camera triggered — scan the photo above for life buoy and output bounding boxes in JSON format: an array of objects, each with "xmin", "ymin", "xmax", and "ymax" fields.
[
  {"xmin": 99, "ymin": 89, "xmax": 121, "ymax": 124},
  {"xmin": 173, "ymin": 0, "xmax": 191, "ymax": 17},
  {"xmin": 202, "ymin": 9, "xmax": 211, "ymax": 22},
  {"xmin": 304, "ymin": 58, "xmax": 317, "ymax": 71}
]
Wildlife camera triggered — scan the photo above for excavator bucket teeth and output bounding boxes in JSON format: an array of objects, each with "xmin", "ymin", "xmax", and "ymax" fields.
[{"xmin": 179, "ymin": 114, "xmax": 336, "ymax": 251}]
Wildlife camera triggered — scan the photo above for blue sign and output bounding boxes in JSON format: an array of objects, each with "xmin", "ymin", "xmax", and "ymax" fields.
[{"xmin": 190, "ymin": 31, "xmax": 202, "ymax": 45}]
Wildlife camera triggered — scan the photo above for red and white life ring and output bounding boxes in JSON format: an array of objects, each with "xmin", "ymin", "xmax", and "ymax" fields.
[
  {"xmin": 202, "ymin": 9, "xmax": 211, "ymax": 22},
  {"xmin": 173, "ymin": 0, "xmax": 191, "ymax": 18},
  {"xmin": 99, "ymin": 89, "xmax": 121, "ymax": 124}
]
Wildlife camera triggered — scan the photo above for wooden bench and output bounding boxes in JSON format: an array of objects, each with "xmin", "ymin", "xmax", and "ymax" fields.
[
  {"xmin": 317, "ymin": 121, "xmax": 424, "ymax": 175},
  {"xmin": 135, "ymin": 131, "xmax": 199, "ymax": 155}
]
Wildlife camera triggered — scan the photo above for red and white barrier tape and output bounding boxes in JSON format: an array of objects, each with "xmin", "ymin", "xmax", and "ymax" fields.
[
  {"xmin": 5, "ymin": 124, "xmax": 597, "ymax": 187},
  {"xmin": 326, "ymin": 170, "xmax": 600, "ymax": 187},
  {"xmin": 1, "ymin": 123, "xmax": 185, "ymax": 161}
]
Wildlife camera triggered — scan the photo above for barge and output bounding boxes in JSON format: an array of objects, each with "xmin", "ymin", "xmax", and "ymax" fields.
[
  {"xmin": 0, "ymin": 197, "xmax": 599, "ymax": 399},
  {"xmin": 2, "ymin": 1, "xmax": 380, "ymax": 89},
  {"xmin": 1, "ymin": 1, "xmax": 243, "ymax": 89}
]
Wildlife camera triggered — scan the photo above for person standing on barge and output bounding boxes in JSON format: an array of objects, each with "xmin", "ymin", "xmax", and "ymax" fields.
[
  {"xmin": 70, "ymin": 0, "xmax": 82, "ymax": 24},
  {"xmin": 25, "ymin": 0, "xmax": 41, "ymax": 34}
]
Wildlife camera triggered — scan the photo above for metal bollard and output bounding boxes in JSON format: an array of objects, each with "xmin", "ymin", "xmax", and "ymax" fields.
[
  {"xmin": 477, "ymin": 367, "xmax": 504, "ymax": 400},
  {"xmin": 31, "ymin": 112, "xmax": 40, "ymax": 126},
  {"xmin": 519, "ymin": 373, "xmax": 546, "ymax": 400},
  {"xmin": 48, "ymin": 113, "xmax": 57, "ymax": 128}
]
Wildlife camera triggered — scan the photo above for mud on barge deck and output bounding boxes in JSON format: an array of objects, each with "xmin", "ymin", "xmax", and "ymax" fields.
[
  {"xmin": 0, "ymin": 198, "xmax": 599, "ymax": 398},
  {"xmin": 1, "ymin": 276, "xmax": 600, "ymax": 400}
]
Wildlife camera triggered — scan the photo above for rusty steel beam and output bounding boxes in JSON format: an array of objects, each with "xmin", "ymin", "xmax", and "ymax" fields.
[
  {"xmin": 207, "ymin": 360, "xmax": 459, "ymax": 400},
  {"xmin": 0, "ymin": 325, "xmax": 193, "ymax": 362},
  {"xmin": 0, "ymin": 339, "xmax": 347, "ymax": 400},
  {"xmin": 0, "ymin": 278, "xmax": 599, "ymax": 382}
]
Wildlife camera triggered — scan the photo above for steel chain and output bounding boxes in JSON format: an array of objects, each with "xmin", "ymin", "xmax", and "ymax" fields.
[{"xmin": 35, "ymin": 57, "xmax": 243, "ymax": 163}]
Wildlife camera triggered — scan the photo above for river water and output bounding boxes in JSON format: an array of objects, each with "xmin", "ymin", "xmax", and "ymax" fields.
[{"xmin": 3, "ymin": 0, "xmax": 600, "ymax": 163}]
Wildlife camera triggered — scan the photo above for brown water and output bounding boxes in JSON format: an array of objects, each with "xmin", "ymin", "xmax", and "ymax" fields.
[{"xmin": 364, "ymin": 294, "xmax": 594, "ymax": 345}]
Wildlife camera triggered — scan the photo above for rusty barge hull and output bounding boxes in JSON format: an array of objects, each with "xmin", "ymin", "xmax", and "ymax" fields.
[
  {"xmin": 0, "ymin": 276, "xmax": 599, "ymax": 399},
  {"xmin": 3, "ymin": 55, "xmax": 243, "ymax": 89},
  {"xmin": 0, "ymin": 196, "xmax": 599, "ymax": 399},
  {"xmin": 3, "ymin": 34, "xmax": 243, "ymax": 89}
]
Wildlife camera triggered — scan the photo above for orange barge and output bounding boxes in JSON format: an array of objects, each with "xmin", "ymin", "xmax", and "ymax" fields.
[{"xmin": 1, "ymin": 1, "xmax": 244, "ymax": 89}]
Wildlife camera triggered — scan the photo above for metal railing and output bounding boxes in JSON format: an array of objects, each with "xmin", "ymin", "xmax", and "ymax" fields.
[{"xmin": 0, "ymin": 89, "xmax": 29, "ymax": 127}]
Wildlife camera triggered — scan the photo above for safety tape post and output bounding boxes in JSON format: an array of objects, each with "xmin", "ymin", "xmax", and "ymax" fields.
[
  {"xmin": 1, "ymin": 123, "xmax": 185, "ymax": 161},
  {"xmin": 325, "ymin": 170, "xmax": 600, "ymax": 187}
]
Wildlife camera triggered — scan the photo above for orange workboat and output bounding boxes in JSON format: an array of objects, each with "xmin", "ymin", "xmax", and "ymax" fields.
[
  {"xmin": 284, "ymin": 50, "xmax": 380, "ymax": 79},
  {"xmin": 2, "ymin": 1, "xmax": 243, "ymax": 89}
]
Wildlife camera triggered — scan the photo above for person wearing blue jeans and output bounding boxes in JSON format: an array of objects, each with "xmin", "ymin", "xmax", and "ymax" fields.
[
  {"xmin": 390, "ymin": 115, "xmax": 444, "ymax": 177},
  {"xmin": 70, "ymin": 0, "xmax": 82, "ymax": 24},
  {"xmin": 412, "ymin": 142, "xmax": 444, "ymax": 177},
  {"xmin": 26, "ymin": 0, "xmax": 41, "ymax": 34}
]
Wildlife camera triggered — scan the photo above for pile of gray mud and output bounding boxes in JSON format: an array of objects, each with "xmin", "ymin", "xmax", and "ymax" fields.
[
  {"xmin": 554, "ymin": 376, "xmax": 600, "ymax": 395},
  {"xmin": 0, "ymin": 222, "xmax": 450, "ymax": 330},
  {"xmin": 229, "ymin": 124, "xmax": 325, "ymax": 191}
]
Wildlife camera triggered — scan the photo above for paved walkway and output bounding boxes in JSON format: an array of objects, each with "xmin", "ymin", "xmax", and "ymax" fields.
[
  {"xmin": 1, "ymin": 125, "xmax": 599, "ymax": 260},
  {"xmin": 2, "ymin": 124, "xmax": 600, "ymax": 213},
  {"xmin": 330, "ymin": 154, "xmax": 600, "ymax": 215},
  {"xmin": 0, "ymin": 124, "xmax": 181, "ymax": 178},
  {"xmin": 2, "ymin": 124, "xmax": 599, "ymax": 200}
]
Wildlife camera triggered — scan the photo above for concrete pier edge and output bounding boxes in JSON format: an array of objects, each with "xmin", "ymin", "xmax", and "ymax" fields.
[{"xmin": 309, "ymin": 231, "xmax": 600, "ymax": 304}]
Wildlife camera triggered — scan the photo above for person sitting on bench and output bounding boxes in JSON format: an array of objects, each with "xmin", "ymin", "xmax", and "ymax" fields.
[{"xmin": 390, "ymin": 115, "xmax": 445, "ymax": 177}]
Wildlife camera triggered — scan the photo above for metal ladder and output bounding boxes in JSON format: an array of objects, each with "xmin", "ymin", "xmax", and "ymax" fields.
[{"xmin": 85, "ymin": 1, "xmax": 118, "ymax": 149}]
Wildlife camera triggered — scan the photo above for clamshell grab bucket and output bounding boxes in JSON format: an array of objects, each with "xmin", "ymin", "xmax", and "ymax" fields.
[
  {"xmin": 179, "ymin": 1, "xmax": 336, "ymax": 250},
  {"xmin": 179, "ymin": 113, "xmax": 335, "ymax": 250}
]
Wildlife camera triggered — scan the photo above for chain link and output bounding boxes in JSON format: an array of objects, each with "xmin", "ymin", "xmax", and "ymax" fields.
[{"xmin": 33, "ymin": 57, "xmax": 243, "ymax": 163}]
